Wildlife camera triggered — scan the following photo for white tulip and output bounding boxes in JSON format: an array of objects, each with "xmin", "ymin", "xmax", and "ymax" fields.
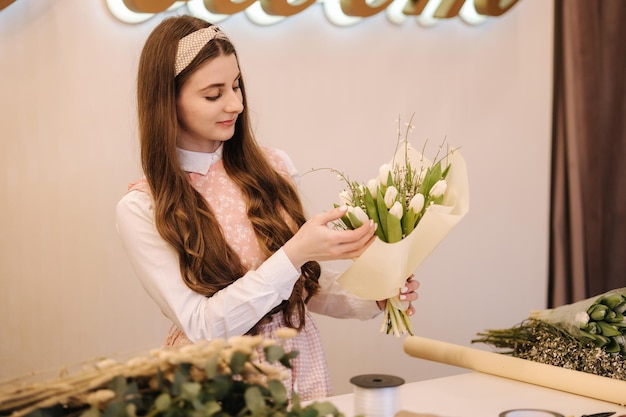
[
  {"xmin": 384, "ymin": 185, "xmax": 399, "ymax": 209},
  {"xmin": 339, "ymin": 189, "xmax": 352, "ymax": 206},
  {"xmin": 348, "ymin": 206, "xmax": 370, "ymax": 226},
  {"xmin": 367, "ymin": 178, "xmax": 378, "ymax": 197},
  {"xmin": 575, "ymin": 311, "xmax": 590, "ymax": 326},
  {"xmin": 429, "ymin": 180, "xmax": 448, "ymax": 198},
  {"xmin": 408, "ymin": 193, "xmax": 425, "ymax": 213},
  {"xmin": 389, "ymin": 201, "xmax": 403, "ymax": 219},
  {"xmin": 378, "ymin": 163, "xmax": 392, "ymax": 186}
]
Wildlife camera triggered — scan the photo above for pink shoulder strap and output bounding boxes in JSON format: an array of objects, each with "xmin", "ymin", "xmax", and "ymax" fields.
[
  {"xmin": 127, "ymin": 178, "xmax": 150, "ymax": 194},
  {"xmin": 260, "ymin": 147, "xmax": 293, "ymax": 183}
]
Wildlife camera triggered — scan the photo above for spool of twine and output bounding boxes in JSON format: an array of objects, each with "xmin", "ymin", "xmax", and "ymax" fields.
[{"xmin": 350, "ymin": 374, "xmax": 405, "ymax": 417}]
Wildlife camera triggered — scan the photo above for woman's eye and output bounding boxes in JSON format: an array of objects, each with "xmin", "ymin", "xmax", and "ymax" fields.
[{"xmin": 205, "ymin": 94, "xmax": 221, "ymax": 101}]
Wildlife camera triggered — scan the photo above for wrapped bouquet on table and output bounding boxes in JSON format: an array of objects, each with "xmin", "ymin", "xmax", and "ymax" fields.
[{"xmin": 473, "ymin": 287, "xmax": 626, "ymax": 380}]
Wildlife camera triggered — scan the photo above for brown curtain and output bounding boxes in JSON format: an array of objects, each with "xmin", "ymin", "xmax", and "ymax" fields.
[{"xmin": 549, "ymin": 0, "xmax": 626, "ymax": 307}]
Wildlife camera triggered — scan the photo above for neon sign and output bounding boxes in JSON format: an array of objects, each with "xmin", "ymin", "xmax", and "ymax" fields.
[
  {"xmin": 104, "ymin": 0, "xmax": 521, "ymax": 27},
  {"xmin": 0, "ymin": 0, "xmax": 16, "ymax": 11}
]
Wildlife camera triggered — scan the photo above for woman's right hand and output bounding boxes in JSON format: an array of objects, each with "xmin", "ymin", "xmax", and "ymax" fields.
[{"xmin": 283, "ymin": 206, "xmax": 377, "ymax": 268}]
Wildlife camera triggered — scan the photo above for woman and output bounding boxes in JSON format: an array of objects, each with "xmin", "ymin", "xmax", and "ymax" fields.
[{"xmin": 116, "ymin": 15, "xmax": 419, "ymax": 400}]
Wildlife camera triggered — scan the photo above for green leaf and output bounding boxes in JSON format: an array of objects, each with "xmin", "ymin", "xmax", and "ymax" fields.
[
  {"xmin": 605, "ymin": 338, "xmax": 621, "ymax": 353},
  {"xmin": 211, "ymin": 376, "xmax": 232, "ymax": 400},
  {"xmin": 364, "ymin": 188, "xmax": 385, "ymax": 240},
  {"xmin": 279, "ymin": 350, "xmax": 298, "ymax": 369},
  {"xmin": 582, "ymin": 322, "xmax": 600, "ymax": 334},
  {"xmin": 152, "ymin": 369, "xmax": 166, "ymax": 392},
  {"xmin": 386, "ymin": 212, "xmax": 402, "ymax": 243},
  {"xmin": 81, "ymin": 407, "xmax": 101, "ymax": 417},
  {"xmin": 375, "ymin": 188, "xmax": 388, "ymax": 241},
  {"xmin": 340, "ymin": 213, "xmax": 355, "ymax": 230},
  {"xmin": 431, "ymin": 160, "xmax": 443, "ymax": 179},
  {"xmin": 264, "ymin": 345, "xmax": 286, "ymax": 363},
  {"xmin": 154, "ymin": 393, "xmax": 172, "ymax": 411},
  {"xmin": 401, "ymin": 210, "xmax": 417, "ymax": 236},
  {"xmin": 203, "ymin": 401, "xmax": 221, "ymax": 415},
  {"xmin": 181, "ymin": 382, "xmax": 201, "ymax": 400},
  {"xmin": 579, "ymin": 329, "xmax": 596, "ymax": 340},
  {"xmin": 588, "ymin": 304, "xmax": 608, "ymax": 321},
  {"xmin": 268, "ymin": 380, "xmax": 288, "ymax": 405},
  {"xmin": 109, "ymin": 375, "xmax": 128, "ymax": 397},
  {"xmin": 244, "ymin": 386, "xmax": 266, "ymax": 413},
  {"xmin": 597, "ymin": 321, "xmax": 622, "ymax": 337},
  {"xmin": 102, "ymin": 401, "xmax": 127, "ymax": 417},
  {"xmin": 230, "ymin": 351, "xmax": 248, "ymax": 374},
  {"xmin": 593, "ymin": 334, "xmax": 610, "ymax": 347},
  {"xmin": 601, "ymin": 293, "xmax": 626, "ymax": 309},
  {"xmin": 604, "ymin": 310, "xmax": 622, "ymax": 323},
  {"xmin": 418, "ymin": 162, "xmax": 443, "ymax": 196},
  {"xmin": 347, "ymin": 211, "xmax": 363, "ymax": 228},
  {"xmin": 311, "ymin": 401, "xmax": 340, "ymax": 415},
  {"xmin": 612, "ymin": 320, "xmax": 626, "ymax": 329},
  {"xmin": 172, "ymin": 364, "xmax": 191, "ymax": 396},
  {"xmin": 441, "ymin": 161, "xmax": 451, "ymax": 179}
]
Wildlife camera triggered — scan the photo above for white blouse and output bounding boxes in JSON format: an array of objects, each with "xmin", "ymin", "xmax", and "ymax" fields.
[{"xmin": 115, "ymin": 146, "xmax": 380, "ymax": 342}]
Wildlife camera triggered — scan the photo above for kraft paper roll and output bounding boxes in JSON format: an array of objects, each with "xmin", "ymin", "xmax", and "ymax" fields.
[{"xmin": 403, "ymin": 336, "xmax": 626, "ymax": 406}]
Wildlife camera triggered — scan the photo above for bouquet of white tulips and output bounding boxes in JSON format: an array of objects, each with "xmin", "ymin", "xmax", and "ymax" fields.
[
  {"xmin": 473, "ymin": 288, "xmax": 626, "ymax": 379},
  {"xmin": 329, "ymin": 118, "xmax": 470, "ymax": 336}
]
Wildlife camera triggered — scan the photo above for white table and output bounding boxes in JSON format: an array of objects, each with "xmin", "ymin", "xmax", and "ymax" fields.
[{"xmin": 316, "ymin": 372, "xmax": 626, "ymax": 417}]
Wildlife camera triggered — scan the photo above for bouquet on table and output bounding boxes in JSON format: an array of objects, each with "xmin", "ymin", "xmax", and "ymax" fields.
[
  {"xmin": 473, "ymin": 288, "xmax": 626, "ymax": 380},
  {"xmin": 327, "ymin": 117, "xmax": 470, "ymax": 337},
  {"xmin": 0, "ymin": 331, "xmax": 346, "ymax": 417}
]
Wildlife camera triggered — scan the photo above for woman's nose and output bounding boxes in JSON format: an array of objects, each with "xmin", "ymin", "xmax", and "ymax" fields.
[{"xmin": 225, "ymin": 89, "xmax": 244, "ymax": 114}]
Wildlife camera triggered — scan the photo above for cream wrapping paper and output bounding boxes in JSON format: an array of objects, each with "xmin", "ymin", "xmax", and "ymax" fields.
[
  {"xmin": 403, "ymin": 336, "xmax": 626, "ymax": 406},
  {"xmin": 337, "ymin": 147, "xmax": 469, "ymax": 300}
]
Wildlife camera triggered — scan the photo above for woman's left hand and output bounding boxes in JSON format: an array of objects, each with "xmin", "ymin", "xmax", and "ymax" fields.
[{"xmin": 376, "ymin": 274, "xmax": 420, "ymax": 315}]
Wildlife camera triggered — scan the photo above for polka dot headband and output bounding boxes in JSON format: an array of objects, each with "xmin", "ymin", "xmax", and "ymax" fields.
[{"xmin": 175, "ymin": 26, "xmax": 229, "ymax": 76}]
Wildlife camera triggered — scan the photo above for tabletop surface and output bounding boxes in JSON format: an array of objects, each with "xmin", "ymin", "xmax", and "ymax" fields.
[{"xmin": 313, "ymin": 372, "xmax": 626, "ymax": 417}]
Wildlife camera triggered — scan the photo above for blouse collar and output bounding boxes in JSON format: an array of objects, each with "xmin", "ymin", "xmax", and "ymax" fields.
[{"xmin": 176, "ymin": 145, "xmax": 223, "ymax": 175}]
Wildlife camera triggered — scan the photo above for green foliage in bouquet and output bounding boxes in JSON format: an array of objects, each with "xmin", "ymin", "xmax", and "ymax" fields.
[
  {"xmin": 473, "ymin": 288, "xmax": 626, "ymax": 380},
  {"xmin": 0, "ymin": 333, "xmax": 346, "ymax": 417}
]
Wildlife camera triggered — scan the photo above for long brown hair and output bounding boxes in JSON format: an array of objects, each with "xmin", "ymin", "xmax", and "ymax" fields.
[{"xmin": 136, "ymin": 15, "xmax": 320, "ymax": 331}]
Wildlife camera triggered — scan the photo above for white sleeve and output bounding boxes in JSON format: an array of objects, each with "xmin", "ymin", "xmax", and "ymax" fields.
[
  {"xmin": 307, "ymin": 262, "xmax": 381, "ymax": 320},
  {"xmin": 270, "ymin": 149, "xmax": 381, "ymax": 320},
  {"xmin": 115, "ymin": 190, "xmax": 301, "ymax": 342}
]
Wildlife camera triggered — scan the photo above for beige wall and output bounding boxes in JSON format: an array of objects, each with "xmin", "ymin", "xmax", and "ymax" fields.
[{"xmin": 0, "ymin": 0, "xmax": 553, "ymax": 394}]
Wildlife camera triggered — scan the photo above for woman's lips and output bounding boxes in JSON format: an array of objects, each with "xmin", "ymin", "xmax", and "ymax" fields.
[{"xmin": 218, "ymin": 119, "xmax": 235, "ymax": 127}]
